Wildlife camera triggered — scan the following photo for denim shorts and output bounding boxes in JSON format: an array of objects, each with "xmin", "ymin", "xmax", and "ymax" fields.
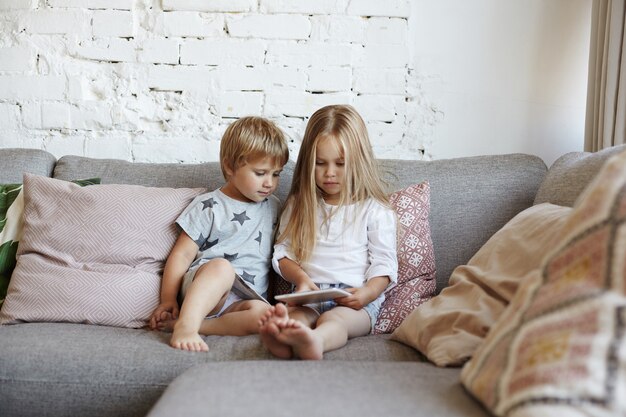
[{"xmin": 304, "ymin": 283, "xmax": 385, "ymax": 334}]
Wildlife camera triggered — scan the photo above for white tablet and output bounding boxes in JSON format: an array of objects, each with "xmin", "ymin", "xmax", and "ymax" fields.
[{"xmin": 274, "ymin": 288, "xmax": 351, "ymax": 305}]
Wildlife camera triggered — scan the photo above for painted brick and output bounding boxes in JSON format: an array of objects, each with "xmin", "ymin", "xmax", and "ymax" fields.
[
  {"xmin": 92, "ymin": 10, "xmax": 134, "ymax": 38},
  {"xmin": 366, "ymin": 18, "xmax": 407, "ymax": 44},
  {"xmin": 266, "ymin": 42, "xmax": 354, "ymax": 67},
  {"xmin": 21, "ymin": 102, "xmax": 41, "ymax": 128},
  {"xmin": 161, "ymin": 12, "xmax": 224, "ymax": 37},
  {"xmin": 181, "ymin": 39, "xmax": 266, "ymax": 66},
  {"xmin": 310, "ymin": 16, "xmax": 365, "ymax": 43},
  {"xmin": 85, "ymin": 135, "xmax": 132, "ymax": 159},
  {"xmin": 265, "ymin": 91, "xmax": 352, "ymax": 118},
  {"xmin": 132, "ymin": 135, "xmax": 220, "ymax": 163},
  {"xmin": 0, "ymin": 103, "xmax": 20, "ymax": 129},
  {"xmin": 41, "ymin": 101, "xmax": 71, "ymax": 129},
  {"xmin": 47, "ymin": 0, "xmax": 132, "ymax": 9},
  {"xmin": 70, "ymin": 102, "xmax": 114, "ymax": 130},
  {"xmin": 45, "ymin": 134, "xmax": 87, "ymax": 159},
  {"xmin": 347, "ymin": 0, "xmax": 411, "ymax": 18},
  {"xmin": 220, "ymin": 91, "xmax": 263, "ymax": 117},
  {"xmin": 308, "ymin": 67, "xmax": 351, "ymax": 92},
  {"xmin": 219, "ymin": 66, "xmax": 306, "ymax": 91},
  {"xmin": 72, "ymin": 39, "xmax": 136, "ymax": 63},
  {"xmin": 354, "ymin": 94, "xmax": 404, "ymax": 122},
  {"xmin": 147, "ymin": 65, "xmax": 218, "ymax": 93},
  {"xmin": 21, "ymin": 10, "xmax": 91, "ymax": 35},
  {"xmin": 0, "ymin": 0, "xmax": 36, "ymax": 10},
  {"xmin": 227, "ymin": 15, "xmax": 311, "ymax": 40},
  {"xmin": 162, "ymin": 0, "xmax": 256, "ymax": 13},
  {"xmin": 260, "ymin": 0, "xmax": 349, "ymax": 14},
  {"xmin": 353, "ymin": 68, "xmax": 406, "ymax": 94},
  {"xmin": 0, "ymin": 76, "xmax": 65, "ymax": 100},
  {"xmin": 356, "ymin": 44, "xmax": 409, "ymax": 68},
  {"xmin": 0, "ymin": 47, "xmax": 33, "ymax": 72},
  {"xmin": 138, "ymin": 39, "xmax": 179, "ymax": 64}
]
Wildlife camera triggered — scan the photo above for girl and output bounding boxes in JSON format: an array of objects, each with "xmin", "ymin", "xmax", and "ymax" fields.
[{"xmin": 259, "ymin": 104, "xmax": 397, "ymax": 360}]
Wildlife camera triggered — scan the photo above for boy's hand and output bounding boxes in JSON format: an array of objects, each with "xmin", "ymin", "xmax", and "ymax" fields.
[{"xmin": 149, "ymin": 300, "xmax": 179, "ymax": 330}]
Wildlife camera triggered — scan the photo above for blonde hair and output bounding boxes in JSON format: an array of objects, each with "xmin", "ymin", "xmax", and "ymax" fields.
[
  {"xmin": 219, "ymin": 116, "xmax": 289, "ymax": 180},
  {"xmin": 277, "ymin": 104, "xmax": 389, "ymax": 263}
]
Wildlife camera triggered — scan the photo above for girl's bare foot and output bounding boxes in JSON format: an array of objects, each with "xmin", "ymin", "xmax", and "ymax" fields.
[
  {"xmin": 276, "ymin": 320, "xmax": 323, "ymax": 360},
  {"xmin": 170, "ymin": 323, "xmax": 208, "ymax": 352},
  {"xmin": 259, "ymin": 304, "xmax": 293, "ymax": 359}
]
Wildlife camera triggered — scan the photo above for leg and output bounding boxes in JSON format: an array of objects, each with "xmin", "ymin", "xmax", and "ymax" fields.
[
  {"xmin": 195, "ymin": 299, "xmax": 271, "ymax": 336},
  {"xmin": 258, "ymin": 303, "xmax": 318, "ymax": 359},
  {"xmin": 277, "ymin": 306, "xmax": 371, "ymax": 360},
  {"xmin": 171, "ymin": 259, "xmax": 235, "ymax": 352}
]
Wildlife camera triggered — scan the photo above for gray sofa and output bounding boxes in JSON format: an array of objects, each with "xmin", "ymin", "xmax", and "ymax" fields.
[{"xmin": 0, "ymin": 145, "xmax": 623, "ymax": 417}]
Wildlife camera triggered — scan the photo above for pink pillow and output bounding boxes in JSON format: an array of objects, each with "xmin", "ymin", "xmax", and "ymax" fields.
[
  {"xmin": 0, "ymin": 174, "xmax": 202, "ymax": 328},
  {"xmin": 373, "ymin": 181, "xmax": 436, "ymax": 334}
]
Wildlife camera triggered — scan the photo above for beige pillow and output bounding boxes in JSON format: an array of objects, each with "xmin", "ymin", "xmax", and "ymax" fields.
[
  {"xmin": 461, "ymin": 149, "xmax": 626, "ymax": 416},
  {"xmin": 391, "ymin": 202, "xmax": 571, "ymax": 366},
  {"xmin": 0, "ymin": 174, "xmax": 202, "ymax": 328}
]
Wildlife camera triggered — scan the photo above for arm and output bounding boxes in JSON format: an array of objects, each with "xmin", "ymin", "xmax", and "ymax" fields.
[
  {"xmin": 277, "ymin": 257, "xmax": 319, "ymax": 293},
  {"xmin": 149, "ymin": 232, "xmax": 198, "ymax": 329}
]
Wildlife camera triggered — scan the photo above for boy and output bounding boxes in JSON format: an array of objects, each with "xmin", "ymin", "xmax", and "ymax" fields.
[{"xmin": 149, "ymin": 116, "xmax": 289, "ymax": 352}]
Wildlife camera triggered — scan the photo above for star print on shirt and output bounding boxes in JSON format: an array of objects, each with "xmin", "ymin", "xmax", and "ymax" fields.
[
  {"xmin": 200, "ymin": 238, "xmax": 218, "ymax": 251},
  {"xmin": 201, "ymin": 198, "xmax": 218, "ymax": 210},
  {"xmin": 240, "ymin": 271, "xmax": 256, "ymax": 284},
  {"xmin": 224, "ymin": 253, "xmax": 238, "ymax": 261},
  {"xmin": 255, "ymin": 231, "xmax": 262, "ymax": 245},
  {"xmin": 193, "ymin": 233, "xmax": 207, "ymax": 248},
  {"xmin": 231, "ymin": 211, "xmax": 251, "ymax": 225}
]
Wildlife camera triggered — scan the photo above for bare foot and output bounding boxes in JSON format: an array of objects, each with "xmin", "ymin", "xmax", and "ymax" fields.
[
  {"xmin": 156, "ymin": 318, "xmax": 176, "ymax": 333},
  {"xmin": 259, "ymin": 304, "xmax": 293, "ymax": 359},
  {"xmin": 170, "ymin": 323, "xmax": 208, "ymax": 352},
  {"xmin": 276, "ymin": 320, "xmax": 323, "ymax": 360}
]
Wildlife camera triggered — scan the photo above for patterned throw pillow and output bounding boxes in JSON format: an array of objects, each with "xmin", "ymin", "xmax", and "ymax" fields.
[
  {"xmin": 0, "ymin": 178, "xmax": 100, "ymax": 308},
  {"xmin": 373, "ymin": 181, "xmax": 436, "ymax": 334},
  {"xmin": 461, "ymin": 149, "xmax": 626, "ymax": 416},
  {"xmin": 0, "ymin": 174, "xmax": 201, "ymax": 328}
]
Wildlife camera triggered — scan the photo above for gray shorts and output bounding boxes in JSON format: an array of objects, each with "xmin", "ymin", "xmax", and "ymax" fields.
[{"xmin": 303, "ymin": 283, "xmax": 385, "ymax": 334}]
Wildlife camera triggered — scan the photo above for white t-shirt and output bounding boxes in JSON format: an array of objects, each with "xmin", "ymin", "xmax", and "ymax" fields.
[{"xmin": 273, "ymin": 198, "xmax": 398, "ymax": 288}]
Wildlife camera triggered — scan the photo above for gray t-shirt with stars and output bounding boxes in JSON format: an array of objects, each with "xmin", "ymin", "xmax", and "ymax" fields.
[{"xmin": 176, "ymin": 188, "xmax": 280, "ymax": 298}]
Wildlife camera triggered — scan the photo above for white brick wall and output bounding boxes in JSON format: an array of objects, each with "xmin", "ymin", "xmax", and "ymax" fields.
[{"xmin": 0, "ymin": 2, "xmax": 428, "ymax": 162}]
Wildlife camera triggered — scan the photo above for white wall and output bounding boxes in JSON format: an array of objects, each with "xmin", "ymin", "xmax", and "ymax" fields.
[
  {"xmin": 411, "ymin": 0, "xmax": 593, "ymax": 166},
  {"xmin": 0, "ymin": 1, "xmax": 593, "ymax": 165}
]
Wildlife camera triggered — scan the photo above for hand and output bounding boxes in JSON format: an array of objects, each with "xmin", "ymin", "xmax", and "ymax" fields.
[
  {"xmin": 294, "ymin": 280, "xmax": 319, "ymax": 293},
  {"xmin": 149, "ymin": 300, "xmax": 179, "ymax": 330},
  {"xmin": 334, "ymin": 287, "xmax": 374, "ymax": 310}
]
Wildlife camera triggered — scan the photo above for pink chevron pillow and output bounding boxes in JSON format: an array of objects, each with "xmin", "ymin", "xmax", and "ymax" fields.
[{"xmin": 0, "ymin": 174, "xmax": 201, "ymax": 328}]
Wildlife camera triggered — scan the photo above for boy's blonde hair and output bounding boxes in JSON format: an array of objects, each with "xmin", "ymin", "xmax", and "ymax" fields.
[
  {"xmin": 219, "ymin": 116, "xmax": 289, "ymax": 180},
  {"xmin": 277, "ymin": 104, "xmax": 389, "ymax": 263}
]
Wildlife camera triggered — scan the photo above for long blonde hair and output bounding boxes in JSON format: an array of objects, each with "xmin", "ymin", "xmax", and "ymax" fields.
[{"xmin": 277, "ymin": 104, "xmax": 389, "ymax": 263}]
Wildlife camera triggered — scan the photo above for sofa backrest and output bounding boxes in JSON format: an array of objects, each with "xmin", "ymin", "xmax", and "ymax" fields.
[
  {"xmin": 0, "ymin": 148, "xmax": 56, "ymax": 183},
  {"xmin": 1, "ymin": 149, "xmax": 551, "ymax": 292},
  {"xmin": 379, "ymin": 154, "xmax": 547, "ymax": 291}
]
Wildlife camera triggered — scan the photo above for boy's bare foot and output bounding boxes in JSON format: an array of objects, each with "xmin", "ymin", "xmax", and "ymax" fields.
[
  {"xmin": 276, "ymin": 320, "xmax": 324, "ymax": 360},
  {"xmin": 156, "ymin": 318, "xmax": 176, "ymax": 333},
  {"xmin": 170, "ymin": 323, "xmax": 208, "ymax": 352},
  {"xmin": 259, "ymin": 304, "xmax": 293, "ymax": 359}
]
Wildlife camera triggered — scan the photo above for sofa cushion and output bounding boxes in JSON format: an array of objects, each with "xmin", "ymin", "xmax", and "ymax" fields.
[
  {"xmin": 373, "ymin": 181, "xmax": 436, "ymax": 334},
  {"xmin": 461, "ymin": 149, "xmax": 626, "ymax": 416},
  {"xmin": 534, "ymin": 143, "xmax": 626, "ymax": 207},
  {"xmin": 0, "ymin": 148, "xmax": 55, "ymax": 183},
  {"xmin": 0, "ymin": 174, "xmax": 201, "ymax": 328},
  {"xmin": 391, "ymin": 203, "xmax": 571, "ymax": 366},
  {"xmin": 147, "ymin": 361, "xmax": 489, "ymax": 417}
]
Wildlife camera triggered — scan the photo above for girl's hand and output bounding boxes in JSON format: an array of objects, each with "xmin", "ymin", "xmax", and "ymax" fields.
[
  {"xmin": 334, "ymin": 287, "xmax": 374, "ymax": 310},
  {"xmin": 149, "ymin": 300, "xmax": 179, "ymax": 330},
  {"xmin": 294, "ymin": 280, "xmax": 319, "ymax": 293}
]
